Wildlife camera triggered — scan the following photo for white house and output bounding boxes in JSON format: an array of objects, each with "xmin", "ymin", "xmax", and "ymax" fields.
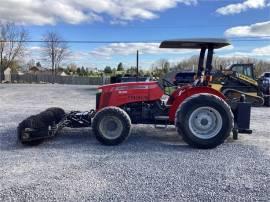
[
  {"xmin": 60, "ymin": 71, "xmax": 68, "ymax": 76},
  {"xmin": 18, "ymin": 71, "xmax": 24, "ymax": 75},
  {"xmin": 4, "ymin": 67, "xmax": 11, "ymax": 82}
]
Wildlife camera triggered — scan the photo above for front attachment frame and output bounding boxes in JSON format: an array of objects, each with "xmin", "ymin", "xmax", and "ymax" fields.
[{"xmin": 18, "ymin": 110, "xmax": 96, "ymax": 144}]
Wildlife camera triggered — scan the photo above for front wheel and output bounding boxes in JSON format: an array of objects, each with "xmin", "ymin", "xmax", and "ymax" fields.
[
  {"xmin": 92, "ymin": 107, "xmax": 131, "ymax": 145},
  {"xmin": 175, "ymin": 93, "xmax": 233, "ymax": 149}
]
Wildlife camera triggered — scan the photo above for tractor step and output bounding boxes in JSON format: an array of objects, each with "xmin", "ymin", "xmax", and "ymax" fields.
[
  {"xmin": 154, "ymin": 116, "xmax": 169, "ymax": 121},
  {"xmin": 154, "ymin": 116, "xmax": 169, "ymax": 129}
]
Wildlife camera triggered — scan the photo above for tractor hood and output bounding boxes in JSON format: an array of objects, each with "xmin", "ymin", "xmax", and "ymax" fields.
[
  {"xmin": 97, "ymin": 81, "xmax": 164, "ymax": 110},
  {"xmin": 98, "ymin": 81, "xmax": 160, "ymax": 92}
]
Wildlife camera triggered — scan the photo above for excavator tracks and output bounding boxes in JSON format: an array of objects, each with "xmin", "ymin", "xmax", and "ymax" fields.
[{"xmin": 222, "ymin": 88, "xmax": 264, "ymax": 107}]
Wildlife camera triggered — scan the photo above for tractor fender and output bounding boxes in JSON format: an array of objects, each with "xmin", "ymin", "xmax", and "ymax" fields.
[{"xmin": 168, "ymin": 86, "xmax": 226, "ymax": 122}]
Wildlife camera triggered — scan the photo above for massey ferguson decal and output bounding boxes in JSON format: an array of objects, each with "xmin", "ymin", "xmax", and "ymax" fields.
[
  {"xmin": 128, "ymin": 95, "xmax": 148, "ymax": 100},
  {"xmin": 118, "ymin": 91, "xmax": 127, "ymax": 94}
]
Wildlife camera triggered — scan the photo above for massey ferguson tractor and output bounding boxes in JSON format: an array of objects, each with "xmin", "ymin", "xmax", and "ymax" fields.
[{"xmin": 18, "ymin": 39, "xmax": 252, "ymax": 149}]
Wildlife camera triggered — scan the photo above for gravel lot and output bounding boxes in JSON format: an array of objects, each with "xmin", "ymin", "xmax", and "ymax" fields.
[{"xmin": 0, "ymin": 84, "xmax": 269, "ymax": 201}]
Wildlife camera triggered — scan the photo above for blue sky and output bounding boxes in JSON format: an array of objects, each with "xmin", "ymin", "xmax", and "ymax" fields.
[{"xmin": 1, "ymin": 0, "xmax": 270, "ymax": 69}]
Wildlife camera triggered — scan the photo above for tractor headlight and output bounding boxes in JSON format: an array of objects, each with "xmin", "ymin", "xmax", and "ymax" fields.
[{"xmin": 98, "ymin": 89, "xmax": 102, "ymax": 93}]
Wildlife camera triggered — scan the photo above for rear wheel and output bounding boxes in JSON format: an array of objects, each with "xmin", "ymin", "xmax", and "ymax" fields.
[
  {"xmin": 92, "ymin": 107, "xmax": 131, "ymax": 145},
  {"xmin": 175, "ymin": 93, "xmax": 233, "ymax": 149}
]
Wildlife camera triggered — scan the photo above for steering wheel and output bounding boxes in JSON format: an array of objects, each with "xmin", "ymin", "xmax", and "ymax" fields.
[
  {"xmin": 161, "ymin": 78, "xmax": 176, "ymax": 96},
  {"xmin": 162, "ymin": 78, "xmax": 175, "ymax": 88}
]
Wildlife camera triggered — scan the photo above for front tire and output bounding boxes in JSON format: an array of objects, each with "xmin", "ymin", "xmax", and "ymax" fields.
[
  {"xmin": 92, "ymin": 107, "xmax": 131, "ymax": 145},
  {"xmin": 175, "ymin": 93, "xmax": 233, "ymax": 149}
]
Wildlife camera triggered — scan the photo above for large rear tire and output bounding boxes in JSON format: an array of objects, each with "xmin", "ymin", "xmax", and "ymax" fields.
[
  {"xmin": 92, "ymin": 107, "xmax": 131, "ymax": 145},
  {"xmin": 175, "ymin": 93, "xmax": 233, "ymax": 149}
]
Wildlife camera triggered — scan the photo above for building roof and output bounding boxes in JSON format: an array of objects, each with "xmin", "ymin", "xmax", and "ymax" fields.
[
  {"xmin": 159, "ymin": 38, "xmax": 230, "ymax": 49},
  {"xmin": 29, "ymin": 66, "xmax": 40, "ymax": 72}
]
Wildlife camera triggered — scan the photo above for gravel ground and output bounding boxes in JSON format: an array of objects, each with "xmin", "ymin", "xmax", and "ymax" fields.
[{"xmin": 0, "ymin": 84, "xmax": 269, "ymax": 201}]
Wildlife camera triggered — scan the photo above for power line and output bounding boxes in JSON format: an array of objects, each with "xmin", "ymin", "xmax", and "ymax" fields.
[
  {"xmin": 0, "ymin": 38, "xmax": 270, "ymax": 44},
  {"xmin": 62, "ymin": 25, "xmax": 249, "ymax": 29},
  {"xmin": 69, "ymin": 21, "xmax": 270, "ymax": 29}
]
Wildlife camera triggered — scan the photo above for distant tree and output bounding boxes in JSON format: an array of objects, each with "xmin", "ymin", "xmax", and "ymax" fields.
[
  {"xmin": 126, "ymin": 66, "xmax": 137, "ymax": 75},
  {"xmin": 0, "ymin": 23, "xmax": 28, "ymax": 81},
  {"xmin": 2, "ymin": 58, "xmax": 20, "ymax": 71},
  {"xmin": 58, "ymin": 67, "xmax": 64, "ymax": 73},
  {"xmin": 81, "ymin": 66, "xmax": 87, "ymax": 76},
  {"xmin": 117, "ymin": 62, "xmax": 124, "ymax": 71},
  {"xmin": 76, "ymin": 67, "xmax": 81, "ymax": 75},
  {"xmin": 67, "ymin": 63, "xmax": 77, "ymax": 73},
  {"xmin": 139, "ymin": 69, "xmax": 145, "ymax": 76},
  {"xmin": 27, "ymin": 59, "xmax": 35, "ymax": 70},
  {"xmin": 42, "ymin": 31, "xmax": 69, "ymax": 83},
  {"xmin": 170, "ymin": 55, "xmax": 270, "ymax": 78},
  {"xmin": 104, "ymin": 66, "xmax": 112, "ymax": 74},
  {"xmin": 36, "ymin": 61, "xmax": 42, "ymax": 68},
  {"xmin": 151, "ymin": 59, "xmax": 170, "ymax": 77},
  {"xmin": 112, "ymin": 68, "xmax": 117, "ymax": 75},
  {"xmin": 173, "ymin": 55, "xmax": 198, "ymax": 71},
  {"xmin": 144, "ymin": 70, "xmax": 151, "ymax": 77}
]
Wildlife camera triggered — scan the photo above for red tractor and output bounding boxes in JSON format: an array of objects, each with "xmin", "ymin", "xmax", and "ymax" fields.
[{"xmin": 18, "ymin": 39, "xmax": 252, "ymax": 149}]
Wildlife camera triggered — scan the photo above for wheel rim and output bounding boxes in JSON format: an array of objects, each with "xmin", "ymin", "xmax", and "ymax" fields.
[
  {"xmin": 99, "ymin": 116, "xmax": 123, "ymax": 139},
  {"xmin": 188, "ymin": 107, "xmax": 223, "ymax": 139}
]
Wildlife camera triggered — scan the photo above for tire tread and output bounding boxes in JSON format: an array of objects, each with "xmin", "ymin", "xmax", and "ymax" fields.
[
  {"xmin": 175, "ymin": 93, "xmax": 233, "ymax": 149},
  {"xmin": 92, "ymin": 107, "xmax": 131, "ymax": 145}
]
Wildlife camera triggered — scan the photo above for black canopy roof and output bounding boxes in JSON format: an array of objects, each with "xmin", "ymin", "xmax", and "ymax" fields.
[{"xmin": 159, "ymin": 38, "xmax": 230, "ymax": 49}]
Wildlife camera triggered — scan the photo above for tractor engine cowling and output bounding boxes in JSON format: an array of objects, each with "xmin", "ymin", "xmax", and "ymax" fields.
[{"xmin": 96, "ymin": 81, "xmax": 164, "ymax": 111}]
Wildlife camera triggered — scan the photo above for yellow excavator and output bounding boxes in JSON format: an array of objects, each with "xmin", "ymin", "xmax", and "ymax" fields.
[{"xmin": 211, "ymin": 64, "xmax": 269, "ymax": 107}]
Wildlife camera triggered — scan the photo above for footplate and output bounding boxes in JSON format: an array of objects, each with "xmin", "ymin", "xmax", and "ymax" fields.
[{"xmin": 18, "ymin": 107, "xmax": 95, "ymax": 146}]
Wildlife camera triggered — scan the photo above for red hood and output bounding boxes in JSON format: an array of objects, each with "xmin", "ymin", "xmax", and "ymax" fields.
[{"xmin": 99, "ymin": 81, "xmax": 159, "ymax": 91}]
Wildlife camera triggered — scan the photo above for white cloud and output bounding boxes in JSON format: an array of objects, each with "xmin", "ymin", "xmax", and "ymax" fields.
[
  {"xmin": 90, "ymin": 43, "xmax": 197, "ymax": 59},
  {"xmin": 90, "ymin": 42, "xmax": 234, "ymax": 59},
  {"xmin": 25, "ymin": 46, "xmax": 90, "ymax": 66},
  {"xmin": 28, "ymin": 46, "xmax": 43, "ymax": 51},
  {"xmin": 221, "ymin": 44, "xmax": 270, "ymax": 57},
  {"xmin": 216, "ymin": 45, "xmax": 234, "ymax": 52},
  {"xmin": 66, "ymin": 51, "xmax": 89, "ymax": 61},
  {"xmin": 216, "ymin": 0, "xmax": 267, "ymax": 15},
  {"xmin": 252, "ymin": 45, "xmax": 270, "ymax": 56},
  {"xmin": 0, "ymin": 0, "xmax": 197, "ymax": 25},
  {"xmin": 225, "ymin": 21, "xmax": 270, "ymax": 37}
]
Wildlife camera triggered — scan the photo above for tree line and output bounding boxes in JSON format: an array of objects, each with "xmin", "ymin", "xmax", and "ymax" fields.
[
  {"xmin": 170, "ymin": 55, "xmax": 270, "ymax": 77},
  {"xmin": 0, "ymin": 23, "xmax": 69, "ymax": 82}
]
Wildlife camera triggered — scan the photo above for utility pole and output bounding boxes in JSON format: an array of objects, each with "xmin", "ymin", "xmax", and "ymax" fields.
[
  {"xmin": 0, "ymin": 50, "xmax": 3, "ymax": 83},
  {"xmin": 136, "ymin": 50, "xmax": 139, "ymax": 80},
  {"xmin": 0, "ymin": 64, "xmax": 2, "ymax": 83}
]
